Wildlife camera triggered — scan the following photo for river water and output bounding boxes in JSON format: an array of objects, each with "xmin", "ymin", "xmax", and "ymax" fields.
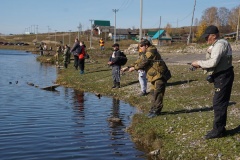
[{"xmin": 0, "ymin": 50, "xmax": 147, "ymax": 160}]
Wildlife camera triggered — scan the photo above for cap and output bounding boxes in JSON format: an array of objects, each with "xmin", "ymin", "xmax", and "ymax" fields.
[
  {"xmin": 112, "ymin": 43, "xmax": 119, "ymax": 47},
  {"xmin": 140, "ymin": 39, "xmax": 151, "ymax": 47},
  {"xmin": 201, "ymin": 25, "xmax": 219, "ymax": 38}
]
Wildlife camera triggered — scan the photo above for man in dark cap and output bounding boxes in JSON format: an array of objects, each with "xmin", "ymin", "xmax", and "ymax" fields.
[
  {"xmin": 191, "ymin": 25, "xmax": 234, "ymax": 139},
  {"xmin": 108, "ymin": 43, "xmax": 122, "ymax": 88}
]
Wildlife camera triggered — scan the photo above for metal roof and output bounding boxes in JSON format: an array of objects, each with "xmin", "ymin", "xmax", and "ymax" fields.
[
  {"xmin": 94, "ymin": 20, "xmax": 110, "ymax": 26},
  {"xmin": 152, "ymin": 30, "xmax": 165, "ymax": 39}
]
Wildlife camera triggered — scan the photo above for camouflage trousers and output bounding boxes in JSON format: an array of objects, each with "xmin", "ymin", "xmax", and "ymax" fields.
[{"xmin": 149, "ymin": 79, "xmax": 166, "ymax": 114}]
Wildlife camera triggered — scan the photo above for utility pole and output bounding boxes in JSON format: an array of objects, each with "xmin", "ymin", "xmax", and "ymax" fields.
[
  {"xmin": 187, "ymin": 0, "xmax": 196, "ymax": 45},
  {"xmin": 236, "ymin": 7, "xmax": 240, "ymax": 42},
  {"xmin": 158, "ymin": 16, "xmax": 161, "ymax": 46},
  {"xmin": 139, "ymin": 0, "xmax": 143, "ymax": 41},
  {"xmin": 69, "ymin": 30, "xmax": 71, "ymax": 46},
  {"xmin": 36, "ymin": 25, "xmax": 38, "ymax": 42},
  {"xmin": 47, "ymin": 26, "xmax": 50, "ymax": 38},
  {"xmin": 89, "ymin": 19, "xmax": 94, "ymax": 48},
  {"xmin": 77, "ymin": 23, "xmax": 81, "ymax": 40},
  {"xmin": 112, "ymin": 9, "xmax": 119, "ymax": 44},
  {"xmin": 63, "ymin": 32, "xmax": 65, "ymax": 45},
  {"xmin": 55, "ymin": 30, "xmax": 57, "ymax": 45}
]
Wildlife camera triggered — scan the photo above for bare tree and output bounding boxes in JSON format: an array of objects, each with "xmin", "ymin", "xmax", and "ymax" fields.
[
  {"xmin": 228, "ymin": 6, "xmax": 240, "ymax": 32},
  {"xmin": 165, "ymin": 23, "xmax": 172, "ymax": 36},
  {"xmin": 201, "ymin": 7, "xmax": 218, "ymax": 26},
  {"xmin": 217, "ymin": 7, "xmax": 230, "ymax": 32}
]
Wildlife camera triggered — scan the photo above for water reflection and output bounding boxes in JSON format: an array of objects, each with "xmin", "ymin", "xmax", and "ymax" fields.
[
  {"xmin": 0, "ymin": 49, "xmax": 146, "ymax": 160},
  {"xmin": 73, "ymin": 90, "xmax": 85, "ymax": 119}
]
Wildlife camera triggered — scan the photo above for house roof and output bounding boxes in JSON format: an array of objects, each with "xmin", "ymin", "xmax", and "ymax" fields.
[
  {"xmin": 94, "ymin": 20, "xmax": 110, "ymax": 27},
  {"xmin": 152, "ymin": 30, "xmax": 165, "ymax": 39},
  {"xmin": 148, "ymin": 31, "xmax": 158, "ymax": 37}
]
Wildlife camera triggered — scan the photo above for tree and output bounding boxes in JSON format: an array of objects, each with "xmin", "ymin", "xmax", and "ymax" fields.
[
  {"xmin": 165, "ymin": 23, "xmax": 172, "ymax": 36},
  {"xmin": 228, "ymin": 6, "xmax": 240, "ymax": 32},
  {"xmin": 201, "ymin": 7, "xmax": 218, "ymax": 26},
  {"xmin": 195, "ymin": 21, "xmax": 207, "ymax": 41},
  {"xmin": 217, "ymin": 7, "xmax": 230, "ymax": 32}
]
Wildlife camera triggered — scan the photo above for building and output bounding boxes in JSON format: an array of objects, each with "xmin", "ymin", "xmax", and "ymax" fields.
[
  {"xmin": 149, "ymin": 30, "xmax": 172, "ymax": 45},
  {"xmin": 223, "ymin": 31, "xmax": 240, "ymax": 40}
]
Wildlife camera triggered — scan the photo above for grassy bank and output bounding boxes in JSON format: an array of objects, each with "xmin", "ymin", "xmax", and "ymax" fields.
[{"xmin": 53, "ymin": 51, "xmax": 240, "ymax": 159}]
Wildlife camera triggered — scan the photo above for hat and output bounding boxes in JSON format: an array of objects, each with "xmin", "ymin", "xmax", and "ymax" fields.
[
  {"xmin": 112, "ymin": 43, "xmax": 119, "ymax": 47},
  {"xmin": 140, "ymin": 39, "xmax": 151, "ymax": 47},
  {"xmin": 201, "ymin": 25, "xmax": 219, "ymax": 38}
]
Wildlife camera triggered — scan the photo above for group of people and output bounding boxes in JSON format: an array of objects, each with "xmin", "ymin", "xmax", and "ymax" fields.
[
  {"xmin": 70, "ymin": 38, "xmax": 87, "ymax": 74},
  {"xmin": 108, "ymin": 25, "xmax": 235, "ymax": 140},
  {"xmin": 51, "ymin": 38, "xmax": 87, "ymax": 73}
]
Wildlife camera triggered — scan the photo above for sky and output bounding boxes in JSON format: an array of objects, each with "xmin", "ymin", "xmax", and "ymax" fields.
[{"xmin": 0, "ymin": 0, "xmax": 239, "ymax": 35}]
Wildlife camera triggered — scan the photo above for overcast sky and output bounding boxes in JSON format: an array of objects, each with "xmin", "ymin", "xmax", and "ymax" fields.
[{"xmin": 0, "ymin": 0, "xmax": 239, "ymax": 34}]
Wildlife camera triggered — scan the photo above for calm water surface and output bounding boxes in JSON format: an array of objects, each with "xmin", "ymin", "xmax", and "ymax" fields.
[{"xmin": 0, "ymin": 50, "xmax": 146, "ymax": 160}]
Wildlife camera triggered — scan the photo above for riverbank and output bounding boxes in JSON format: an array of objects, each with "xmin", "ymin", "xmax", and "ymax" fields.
[{"xmin": 54, "ymin": 49, "xmax": 240, "ymax": 159}]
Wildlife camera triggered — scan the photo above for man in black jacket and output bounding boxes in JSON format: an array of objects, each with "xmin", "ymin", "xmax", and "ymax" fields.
[
  {"xmin": 70, "ymin": 38, "xmax": 80, "ymax": 70},
  {"xmin": 108, "ymin": 43, "xmax": 122, "ymax": 88}
]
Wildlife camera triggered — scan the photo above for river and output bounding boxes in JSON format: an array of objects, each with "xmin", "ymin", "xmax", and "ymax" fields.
[{"xmin": 0, "ymin": 49, "xmax": 147, "ymax": 160}]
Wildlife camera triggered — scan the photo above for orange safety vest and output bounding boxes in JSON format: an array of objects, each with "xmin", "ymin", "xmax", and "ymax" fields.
[{"xmin": 99, "ymin": 39, "xmax": 104, "ymax": 46}]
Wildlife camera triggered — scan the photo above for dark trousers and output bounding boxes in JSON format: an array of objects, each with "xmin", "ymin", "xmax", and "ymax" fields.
[
  {"xmin": 74, "ymin": 55, "xmax": 79, "ymax": 69},
  {"xmin": 212, "ymin": 67, "xmax": 234, "ymax": 132},
  {"xmin": 150, "ymin": 79, "xmax": 166, "ymax": 113},
  {"xmin": 79, "ymin": 59, "xmax": 85, "ymax": 71},
  {"xmin": 112, "ymin": 65, "xmax": 121, "ymax": 83}
]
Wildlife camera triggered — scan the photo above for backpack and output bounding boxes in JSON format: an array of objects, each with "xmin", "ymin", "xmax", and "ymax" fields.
[{"xmin": 118, "ymin": 51, "xmax": 128, "ymax": 66}]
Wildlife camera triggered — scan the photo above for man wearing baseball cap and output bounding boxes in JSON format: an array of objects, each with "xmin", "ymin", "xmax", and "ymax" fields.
[
  {"xmin": 191, "ymin": 25, "xmax": 234, "ymax": 139},
  {"xmin": 108, "ymin": 43, "xmax": 122, "ymax": 88}
]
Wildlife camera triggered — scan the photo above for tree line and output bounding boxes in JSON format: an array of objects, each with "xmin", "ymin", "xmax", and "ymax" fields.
[{"xmin": 164, "ymin": 5, "xmax": 240, "ymax": 41}]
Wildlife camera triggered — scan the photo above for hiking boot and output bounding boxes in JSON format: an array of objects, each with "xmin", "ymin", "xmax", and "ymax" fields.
[
  {"xmin": 112, "ymin": 82, "xmax": 117, "ymax": 88},
  {"xmin": 204, "ymin": 130, "xmax": 224, "ymax": 139},
  {"xmin": 116, "ymin": 82, "xmax": 120, "ymax": 88},
  {"xmin": 147, "ymin": 110, "xmax": 161, "ymax": 118},
  {"xmin": 207, "ymin": 128, "xmax": 226, "ymax": 134},
  {"xmin": 80, "ymin": 70, "xmax": 84, "ymax": 74}
]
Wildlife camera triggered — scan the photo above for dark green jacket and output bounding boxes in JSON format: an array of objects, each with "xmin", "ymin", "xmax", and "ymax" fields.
[{"xmin": 134, "ymin": 45, "xmax": 168, "ymax": 82}]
